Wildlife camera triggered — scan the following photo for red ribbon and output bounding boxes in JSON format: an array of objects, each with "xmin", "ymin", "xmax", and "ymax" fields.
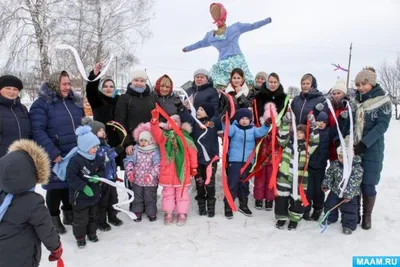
[
  {"xmin": 155, "ymin": 103, "xmax": 190, "ymax": 197},
  {"xmin": 298, "ymin": 111, "xmax": 313, "ymax": 207},
  {"xmin": 57, "ymin": 258, "xmax": 65, "ymax": 267},
  {"xmin": 205, "ymin": 155, "xmax": 220, "ymax": 185}
]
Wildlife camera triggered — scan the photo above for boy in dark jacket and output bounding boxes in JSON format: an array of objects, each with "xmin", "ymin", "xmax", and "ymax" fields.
[
  {"xmin": 0, "ymin": 139, "xmax": 62, "ymax": 267},
  {"xmin": 322, "ymin": 143, "xmax": 363, "ymax": 235},
  {"xmin": 82, "ymin": 117, "xmax": 124, "ymax": 231},
  {"xmin": 304, "ymin": 111, "xmax": 330, "ymax": 221},
  {"xmin": 66, "ymin": 125, "xmax": 104, "ymax": 248},
  {"xmin": 178, "ymin": 101, "xmax": 221, "ymax": 217}
]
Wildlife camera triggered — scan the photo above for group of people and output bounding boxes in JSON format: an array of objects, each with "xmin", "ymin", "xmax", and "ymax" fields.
[{"xmin": 0, "ymin": 2, "xmax": 393, "ymax": 266}]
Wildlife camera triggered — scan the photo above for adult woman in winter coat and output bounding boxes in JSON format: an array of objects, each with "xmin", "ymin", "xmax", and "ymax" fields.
[
  {"xmin": 186, "ymin": 69, "xmax": 219, "ymax": 116},
  {"xmin": 86, "ymin": 63, "xmax": 121, "ymax": 152},
  {"xmin": 152, "ymin": 75, "xmax": 179, "ymax": 119},
  {"xmin": 30, "ymin": 71, "xmax": 84, "ymax": 234},
  {"xmin": 248, "ymin": 71, "xmax": 268, "ymax": 101},
  {"xmin": 252, "ymin": 73, "xmax": 289, "ymax": 210},
  {"xmin": 353, "ymin": 67, "xmax": 392, "ymax": 230},
  {"xmin": 0, "ymin": 75, "xmax": 31, "ymax": 158},
  {"xmin": 291, "ymin": 73, "xmax": 329, "ymax": 125},
  {"xmin": 114, "ymin": 70, "xmax": 155, "ymax": 158},
  {"xmin": 0, "ymin": 140, "xmax": 62, "ymax": 267},
  {"xmin": 327, "ymin": 79, "xmax": 355, "ymax": 161}
]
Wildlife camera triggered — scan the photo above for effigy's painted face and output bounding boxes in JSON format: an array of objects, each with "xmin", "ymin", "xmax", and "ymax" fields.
[{"xmin": 210, "ymin": 4, "xmax": 221, "ymax": 21}]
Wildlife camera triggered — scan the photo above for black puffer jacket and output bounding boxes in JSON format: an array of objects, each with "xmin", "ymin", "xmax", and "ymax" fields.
[
  {"xmin": 254, "ymin": 83, "xmax": 288, "ymax": 123},
  {"xmin": 66, "ymin": 154, "xmax": 104, "ymax": 207},
  {"xmin": 0, "ymin": 95, "xmax": 31, "ymax": 158},
  {"xmin": 0, "ymin": 140, "xmax": 60, "ymax": 267},
  {"xmin": 186, "ymin": 79, "xmax": 219, "ymax": 115},
  {"xmin": 114, "ymin": 84, "xmax": 155, "ymax": 146}
]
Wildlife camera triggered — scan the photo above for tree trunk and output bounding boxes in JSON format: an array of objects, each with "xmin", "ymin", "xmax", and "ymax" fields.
[
  {"xmin": 95, "ymin": 0, "xmax": 103, "ymax": 63},
  {"xmin": 395, "ymin": 104, "xmax": 399, "ymax": 120}
]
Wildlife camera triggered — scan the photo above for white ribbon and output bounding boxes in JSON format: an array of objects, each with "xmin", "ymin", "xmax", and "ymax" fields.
[
  {"xmin": 174, "ymin": 88, "xmax": 210, "ymax": 162},
  {"xmin": 325, "ymin": 99, "xmax": 354, "ymax": 198},
  {"xmin": 84, "ymin": 175, "xmax": 137, "ymax": 220},
  {"xmin": 290, "ymin": 109, "xmax": 299, "ymax": 201},
  {"xmin": 55, "ymin": 44, "xmax": 114, "ymax": 82}
]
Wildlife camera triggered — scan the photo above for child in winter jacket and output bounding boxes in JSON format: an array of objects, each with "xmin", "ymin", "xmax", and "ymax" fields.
[
  {"xmin": 150, "ymin": 109, "xmax": 198, "ymax": 226},
  {"xmin": 275, "ymin": 111, "xmax": 319, "ymax": 230},
  {"xmin": 82, "ymin": 117, "xmax": 124, "ymax": 231},
  {"xmin": 0, "ymin": 140, "xmax": 63, "ymax": 267},
  {"xmin": 178, "ymin": 101, "xmax": 222, "ymax": 218},
  {"xmin": 223, "ymin": 108, "xmax": 271, "ymax": 219},
  {"xmin": 66, "ymin": 125, "xmax": 104, "ymax": 248},
  {"xmin": 322, "ymin": 143, "xmax": 363, "ymax": 235},
  {"xmin": 304, "ymin": 111, "xmax": 330, "ymax": 221},
  {"xmin": 124, "ymin": 122, "xmax": 160, "ymax": 222}
]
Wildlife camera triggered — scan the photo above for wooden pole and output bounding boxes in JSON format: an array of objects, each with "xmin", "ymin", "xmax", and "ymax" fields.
[{"xmin": 346, "ymin": 43, "xmax": 353, "ymax": 89}]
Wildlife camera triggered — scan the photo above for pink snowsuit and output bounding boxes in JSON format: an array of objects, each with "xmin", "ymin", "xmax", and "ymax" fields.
[{"xmin": 150, "ymin": 119, "xmax": 198, "ymax": 215}]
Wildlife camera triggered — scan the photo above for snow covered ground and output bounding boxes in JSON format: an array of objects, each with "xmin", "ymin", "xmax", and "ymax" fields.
[{"xmin": 38, "ymin": 120, "xmax": 400, "ymax": 267}]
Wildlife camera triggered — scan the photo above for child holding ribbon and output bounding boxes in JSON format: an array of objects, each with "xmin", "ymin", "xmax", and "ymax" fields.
[{"xmin": 150, "ymin": 107, "xmax": 198, "ymax": 226}]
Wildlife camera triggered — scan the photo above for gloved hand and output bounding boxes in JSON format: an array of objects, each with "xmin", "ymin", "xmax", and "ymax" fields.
[
  {"xmin": 191, "ymin": 168, "xmax": 198, "ymax": 177},
  {"xmin": 83, "ymin": 185, "xmax": 94, "ymax": 197},
  {"xmin": 88, "ymin": 175, "xmax": 100, "ymax": 183},
  {"xmin": 151, "ymin": 109, "xmax": 159, "ymax": 120},
  {"xmin": 266, "ymin": 17, "xmax": 272, "ymax": 23},
  {"xmin": 353, "ymin": 142, "xmax": 366, "ymax": 155},
  {"xmin": 315, "ymin": 103, "xmax": 324, "ymax": 111},
  {"xmin": 340, "ymin": 110, "xmax": 348, "ymax": 119},
  {"xmin": 264, "ymin": 117, "xmax": 272, "ymax": 126},
  {"xmin": 282, "ymin": 112, "xmax": 291, "ymax": 123},
  {"xmin": 48, "ymin": 242, "xmax": 63, "ymax": 262}
]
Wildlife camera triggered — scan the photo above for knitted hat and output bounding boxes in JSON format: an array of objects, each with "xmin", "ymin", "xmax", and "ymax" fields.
[
  {"xmin": 81, "ymin": 117, "xmax": 105, "ymax": 136},
  {"xmin": 255, "ymin": 71, "xmax": 268, "ymax": 80},
  {"xmin": 0, "ymin": 75, "xmax": 23, "ymax": 91},
  {"xmin": 193, "ymin": 68, "xmax": 209, "ymax": 79},
  {"xmin": 132, "ymin": 69, "xmax": 148, "ymax": 80},
  {"xmin": 355, "ymin": 67, "xmax": 376, "ymax": 87},
  {"xmin": 133, "ymin": 123, "xmax": 154, "ymax": 144},
  {"xmin": 236, "ymin": 108, "xmax": 252, "ymax": 122},
  {"xmin": 76, "ymin": 126, "xmax": 100, "ymax": 153},
  {"xmin": 297, "ymin": 124, "xmax": 307, "ymax": 133},
  {"xmin": 331, "ymin": 79, "xmax": 347, "ymax": 95},
  {"xmin": 199, "ymin": 102, "xmax": 215, "ymax": 118},
  {"xmin": 316, "ymin": 111, "xmax": 329, "ymax": 123},
  {"xmin": 336, "ymin": 135, "xmax": 350, "ymax": 156},
  {"xmin": 138, "ymin": 131, "xmax": 153, "ymax": 143}
]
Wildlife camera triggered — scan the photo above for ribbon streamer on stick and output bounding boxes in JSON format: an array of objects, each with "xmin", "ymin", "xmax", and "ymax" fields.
[
  {"xmin": 107, "ymin": 121, "xmax": 128, "ymax": 146},
  {"xmin": 84, "ymin": 175, "xmax": 136, "ymax": 220},
  {"xmin": 55, "ymin": 44, "xmax": 114, "ymax": 82},
  {"xmin": 319, "ymin": 199, "xmax": 345, "ymax": 233}
]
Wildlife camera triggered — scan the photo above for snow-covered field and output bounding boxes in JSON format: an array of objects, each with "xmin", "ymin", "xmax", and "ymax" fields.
[{"xmin": 38, "ymin": 121, "xmax": 400, "ymax": 267}]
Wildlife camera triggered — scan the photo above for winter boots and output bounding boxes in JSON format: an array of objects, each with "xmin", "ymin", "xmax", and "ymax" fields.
[
  {"xmin": 52, "ymin": 216, "xmax": 66, "ymax": 234},
  {"xmin": 224, "ymin": 202, "xmax": 233, "ymax": 219},
  {"xmin": 238, "ymin": 197, "xmax": 252, "ymax": 217},
  {"xmin": 310, "ymin": 209, "xmax": 323, "ymax": 221},
  {"xmin": 288, "ymin": 221, "xmax": 298, "ymax": 230},
  {"xmin": 198, "ymin": 199, "xmax": 207, "ymax": 216},
  {"xmin": 276, "ymin": 220, "xmax": 286, "ymax": 229},
  {"xmin": 62, "ymin": 210, "xmax": 73, "ymax": 225},
  {"xmin": 207, "ymin": 199, "xmax": 216, "ymax": 218},
  {"xmin": 276, "ymin": 220, "xmax": 298, "ymax": 230},
  {"xmin": 342, "ymin": 227, "xmax": 353, "ymax": 235},
  {"xmin": 134, "ymin": 213, "xmax": 142, "ymax": 222},
  {"xmin": 362, "ymin": 195, "xmax": 376, "ymax": 230},
  {"xmin": 177, "ymin": 214, "xmax": 187, "ymax": 226},
  {"xmin": 164, "ymin": 213, "xmax": 174, "ymax": 225},
  {"xmin": 255, "ymin": 200, "xmax": 263, "ymax": 210},
  {"xmin": 265, "ymin": 200, "xmax": 273, "ymax": 211}
]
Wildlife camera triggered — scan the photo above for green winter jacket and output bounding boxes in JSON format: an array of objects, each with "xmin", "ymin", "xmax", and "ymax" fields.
[
  {"xmin": 322, "ymin": 156, "xmax": 363, "ymax": 199},
  {"xmin": 277, "ymin": 120, "xmax": 319, "ymax": 186}
]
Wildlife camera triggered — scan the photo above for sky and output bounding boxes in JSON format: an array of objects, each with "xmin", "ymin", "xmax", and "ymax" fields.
[{"xmin": 133, "ymin": 0, "xmax": 400, "ymax": 93}]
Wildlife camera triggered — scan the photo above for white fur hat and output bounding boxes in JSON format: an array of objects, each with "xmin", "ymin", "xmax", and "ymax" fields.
[{"xmin": 331, "ymin": 79, "xmax": 347, "ymax": 95}]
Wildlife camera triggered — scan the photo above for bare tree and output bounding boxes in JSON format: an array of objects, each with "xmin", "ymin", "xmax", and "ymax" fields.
[
  {"xmin": 379, "ymin": 56, "xmax": 400, "ymax": 120},
  {"xmin": 0, "ymin": 0, "xmax": 64, "ymax": 79},
  {"xmin": 287, "ymin": 86, "xmax": 300, "ymax": 99}
]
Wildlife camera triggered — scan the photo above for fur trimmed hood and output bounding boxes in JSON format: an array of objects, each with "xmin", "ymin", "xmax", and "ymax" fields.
[
  {"xmin": 38, "ymin": 82, "xmax": 83, "ymax": 108},
  {"xmin": 225, "ymin": 82, "xmax": 250, "ymax": 98},
  {"xmin": 0, "ymin": 139, "xmax": 50, "ymax": 194}
]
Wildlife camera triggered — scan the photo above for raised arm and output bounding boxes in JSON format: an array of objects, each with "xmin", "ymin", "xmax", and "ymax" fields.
[
  {"xmin": 86, "ymin": 70, "xmax": 102, "ymax": 109},
  {"xmin": 183, "ymin": 32, "xmax": 211, "ymax": 52},
  {"xmin": 236, "ymin": 17, "xmax": 272, "ymax": 34}
]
